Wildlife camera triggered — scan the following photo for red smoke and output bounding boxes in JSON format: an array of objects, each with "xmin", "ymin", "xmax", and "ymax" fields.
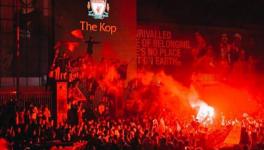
[
  {"xmin": 101, "ymin": 42, "xmax": 118, "ymax": 59},
  {"xmin": 124, "ymin": 67, "xmax": 260, "ymax": 120},
  {"xmin": 67, "ymin": 36, "xmax": 262, "ymax": 120}
]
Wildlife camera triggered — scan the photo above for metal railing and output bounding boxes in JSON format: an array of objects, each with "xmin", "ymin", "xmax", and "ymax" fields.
[{"xmin": 0, "ymin": 92, "xmax": 53, "ymax": 111}]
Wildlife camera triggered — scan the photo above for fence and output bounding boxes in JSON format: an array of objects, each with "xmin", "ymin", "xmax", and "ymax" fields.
[{"xmin": 0, "ymin": 90, "xmax": 53, "ymax": 111}]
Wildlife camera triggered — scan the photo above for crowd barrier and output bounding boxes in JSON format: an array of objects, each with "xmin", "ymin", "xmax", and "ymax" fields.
[{"xmin": 0, "ymin": 88, "xmax": 53, "ymax": 110}]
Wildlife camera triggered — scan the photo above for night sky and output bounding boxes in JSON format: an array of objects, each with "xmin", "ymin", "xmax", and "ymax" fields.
[{"xmin": 137, "ymin": 0, "xmax": 264, "ymax": 28}]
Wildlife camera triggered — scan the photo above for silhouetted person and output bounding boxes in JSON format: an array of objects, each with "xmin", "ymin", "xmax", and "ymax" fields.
[{"xmin": 85, "ymin": 36, "xmax": 100, "ymax": 56}]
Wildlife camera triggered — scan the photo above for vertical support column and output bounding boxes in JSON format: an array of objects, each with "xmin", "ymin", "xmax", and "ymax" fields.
[
  {"xmin": 56, "ymin": 81, "xmax": 68, "ymax": 124},
  {"xmin": 15, "ymin": 0, "xmax": 20, "ymax": 100}
]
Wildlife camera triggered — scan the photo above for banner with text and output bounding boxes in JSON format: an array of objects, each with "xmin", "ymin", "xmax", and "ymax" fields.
[{"xmin": 137, "ymin": 24, "xmax": 264, "ymax": 83}]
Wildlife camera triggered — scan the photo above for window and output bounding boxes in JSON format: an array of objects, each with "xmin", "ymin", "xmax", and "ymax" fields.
[{"xmin": 0, "ymin": 0, "xmax": 54, "ymax": 77}]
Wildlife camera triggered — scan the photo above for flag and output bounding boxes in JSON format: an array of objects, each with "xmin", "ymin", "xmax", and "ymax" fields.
[
  {"xmin": 71, "ymin": 29, "xmax": 84, "ymax": 40},
  {"xmin": 223, "ymin": 124, "xmax": 241, "ymax": 146},
  {"xmin": 65, "ymin": 42, "xmax": 80, "ymax": 52}
]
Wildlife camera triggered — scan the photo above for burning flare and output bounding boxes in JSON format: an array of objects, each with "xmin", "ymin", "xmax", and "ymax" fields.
[
  {"xmin": 189, "ymin": 86, "xmax": 215, "ymax": 125},
  {"xmin": 195, "ymin": 101, "xmax": 215, "ymax": 124}
]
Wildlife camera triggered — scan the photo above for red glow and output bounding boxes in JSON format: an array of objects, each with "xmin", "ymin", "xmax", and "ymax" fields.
[
  {"xmin": 101, "ymin": 42, "xmax": 117, "ymax": 59},
  {"xmin": 64, "ymin": 52, "xmax": 262, "ymax": 120},
  {"xmin": 71, "ymin": 29, "xmax": 84, "ymax": 40},
  {"xmin": 65, "ymin": 42, "xmax": 80, "ymax": 52}
]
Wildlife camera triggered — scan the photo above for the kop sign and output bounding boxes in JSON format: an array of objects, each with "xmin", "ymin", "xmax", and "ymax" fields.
[{"xmin": 80, "ymin": 0, "xmax": 117, "ymax": 35}]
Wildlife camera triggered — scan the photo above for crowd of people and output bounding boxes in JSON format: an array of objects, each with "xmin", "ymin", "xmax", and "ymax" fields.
[{"xmin": 0, "ymin": 101, "xmax": 264, "ymax": 150}]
